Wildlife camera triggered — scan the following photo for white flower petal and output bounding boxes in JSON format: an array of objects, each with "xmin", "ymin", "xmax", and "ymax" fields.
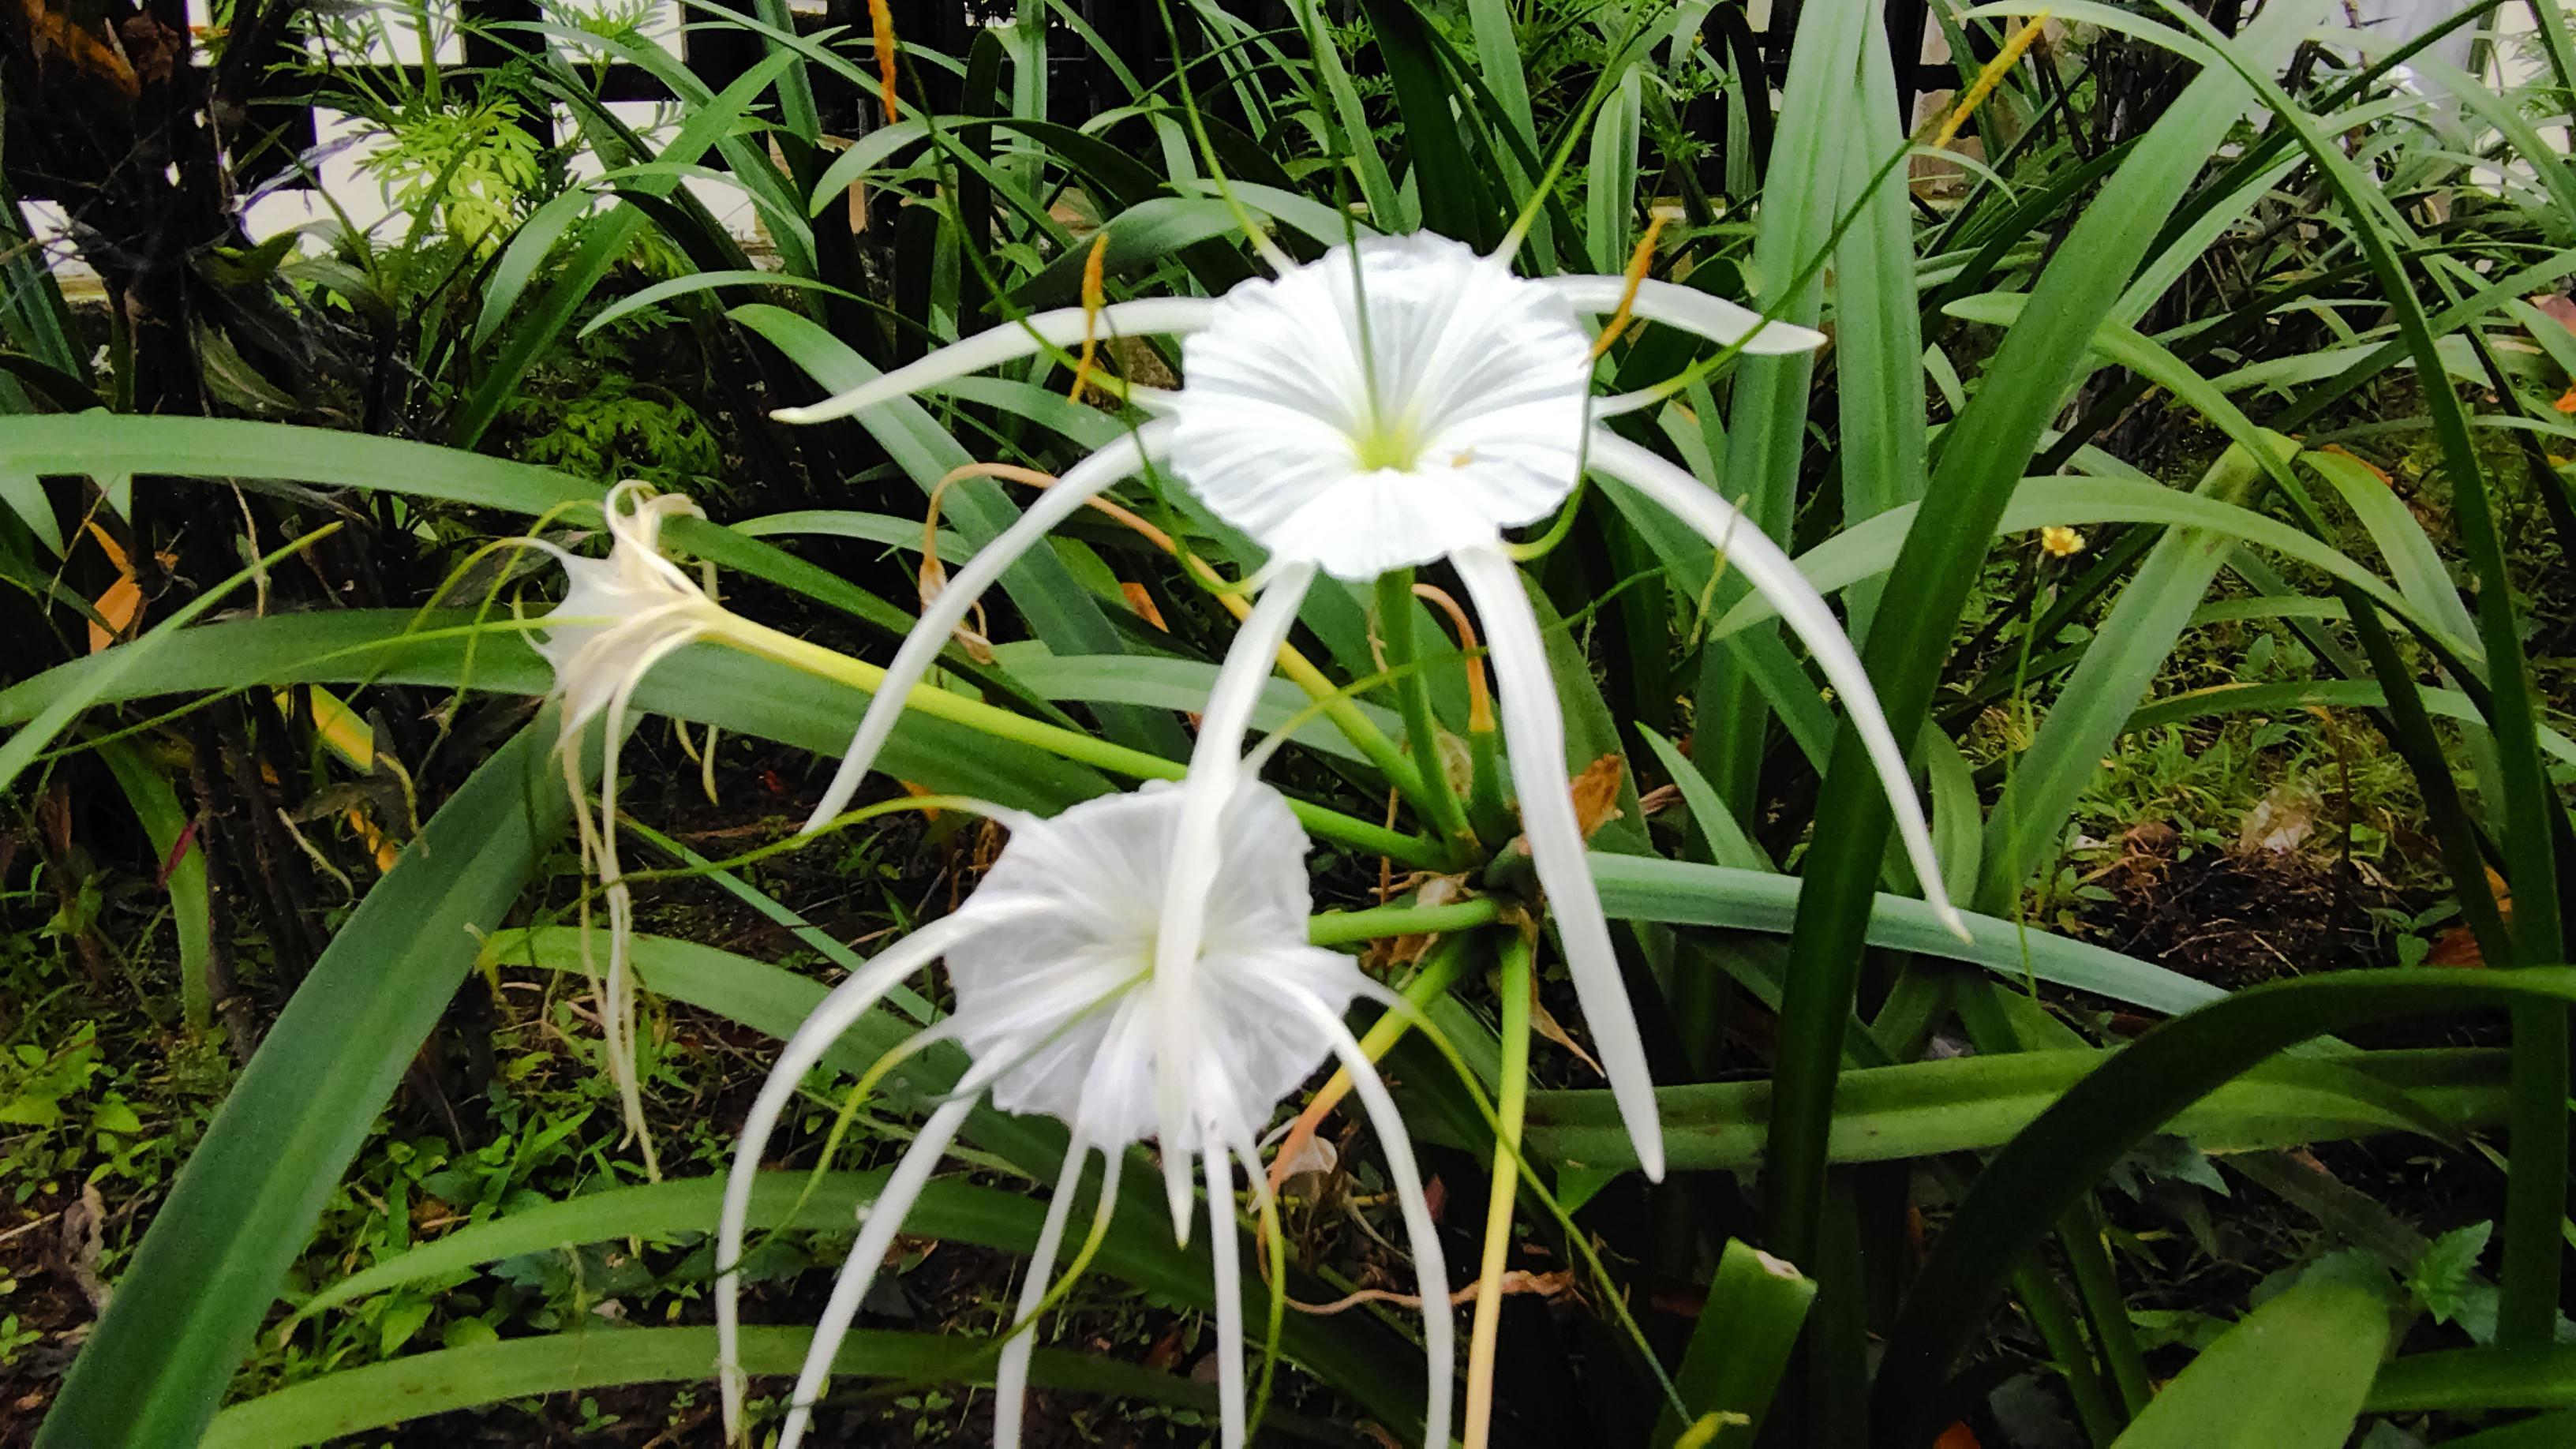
[
  {"xmin": 1148, "ymin": 564, "xmax": 1316, "ymax": 1239},
  {"xmin": 1537, "ymin": 275, "xmax": 1828, "ymax": 356},
  {"xmin": 1451, "ymin": 545, "xmax": 1666, "ymax": 1183},
  {"xmin": 993, "ymin": 1135, "xmax": 1091, "ymax": 1449},
  {"xmin": 1170, "ymin": 234, "xmax": 1590, "ymax": 579},
  {"xmin": 1279, "ymin": 983, "xmax": 1454, "ymax": 1449},
  {"xmin": 1205, "ymin": 1148, "xmax": 1249, "ymax": 1449},
  {"xmin": 717, "ymin": 913, "xmax": 988, "ymax": 1442},
  {"xmin": 777, "ymin": 1095, "xmax": 977, "ymax": 1449},
  {"xmin": 798, "ymin": 425, "xmax": 1169, "ymax": 836},
  {"xmin": 772, "ymin": 298, "xmax": 1217, "ymax": 424},
  {"xmin": 1585, "ymin": 430, "xmax": 1969, "ymax": 941},
  {"xmin": 945, "ymin": 781, "xmax": 1346, "ymax": 1151},
  {"xmin": 593, "ymin": 623, "xmax": 710, "ymax": 1180}
]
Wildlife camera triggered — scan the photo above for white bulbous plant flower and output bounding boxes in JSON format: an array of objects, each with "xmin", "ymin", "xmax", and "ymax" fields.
[
  {"xmin": 528, "ymin": 480, "xmax": 743, "ymax": 1178},
  {"xmin": 777, "ymin": 228, "xmax": 1968, "ymax": 1189},
  {"xmin": 715, "ymin": 781, "xmax": 1449, "ymax": 1449}
]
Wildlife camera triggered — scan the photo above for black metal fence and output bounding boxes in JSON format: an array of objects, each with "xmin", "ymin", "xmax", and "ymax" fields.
[{"xmin": 9, "ymin": 0, "xmax": 1957, "ymax": 205}]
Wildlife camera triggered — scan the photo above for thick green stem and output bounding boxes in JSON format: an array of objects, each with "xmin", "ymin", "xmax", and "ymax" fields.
[
  {"xmin": 1308, "ymin": 898, "xmax": 1502, "ymax": 947},
  {"xmin": 1376, "ymin": 570, "xmax": 1474, "ymax": 854}
]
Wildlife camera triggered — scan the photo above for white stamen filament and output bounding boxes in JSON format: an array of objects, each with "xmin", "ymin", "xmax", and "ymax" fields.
[
  {"xmin": 1451, "ymin": 544, "xmax": 1665, "ymax": 1183},
  {"xmin": 772, "ymin": 299, "xmax": 1217, "ymax": 424},
  {"xmin": 799, "ymin": 425, "xmax": 1170, "ymax": 835},
  {"xmin": 1584, "ymin": 431, "xmax": 1970, "ymax": 941}
]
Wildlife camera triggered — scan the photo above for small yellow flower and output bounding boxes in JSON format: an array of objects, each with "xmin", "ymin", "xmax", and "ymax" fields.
[{"xmin": 2040, "ymin": 525, "xmax": 2087, "ymax": 558}]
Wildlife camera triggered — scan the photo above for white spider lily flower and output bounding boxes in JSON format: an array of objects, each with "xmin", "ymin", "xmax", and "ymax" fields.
[
  {"xmin": 529, "ymin": 481, "xmax": 740, "ymax": 1178},
  {"xmin": 777, "ymin": 230, "xmax": 1967, "ymax": 1186},
  {"xmin": 715, "ymin": 782, "xmax": 1449, "ymax": 1449},
  {"xmin": 530, "ymin": 481, "xmax": 735, "ymax": 736}
]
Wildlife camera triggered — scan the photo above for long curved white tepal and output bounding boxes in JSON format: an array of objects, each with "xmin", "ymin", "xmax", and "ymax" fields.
[
  {"xmin": 1286, "ymin": 983, "xmax": 1455, "ymax": 1449},
  {"xmin": 772, "ymin": 299, "xmax": 1218, "ymax": 424},
  {"xmin": 1145, "ymin": 560, "xmax": 1319, "ymax": 1245},
  {"xmin": 1451, "ymin": 544, "xmax": 1667, "ymax": 1184},
  {"xmin": 797, "ymin": 425, "xmax": 1170, "ymax": 837},
  {"xmin": 1537, "ymin": 275, "xmax": 1828, "ymax": 357},
  {"xmin": 1584, "ymin": 431, "xmax": 1971, "ymax": 942},
  {"xmin": 991, "ymin": 1133, "xmax": 1091, "ymax": 1449},
  {"xmin": 777, "ymin": 1095, "xmax": 978, "ymax": 1449},
  {"xmin": 715, "ymin": 912, "xmax": 989, "ymax": 1443}
]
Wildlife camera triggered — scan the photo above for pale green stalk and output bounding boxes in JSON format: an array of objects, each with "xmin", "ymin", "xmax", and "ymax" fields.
[{"xmin": 1464, "ymin": 933, "xmax": 1533, "ymax": 1448}]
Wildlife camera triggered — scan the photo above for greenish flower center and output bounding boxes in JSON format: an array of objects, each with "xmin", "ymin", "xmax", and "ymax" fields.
[{"xmin": 1349, "ymin": 415, "xmax": 1425, "ymax": 473}]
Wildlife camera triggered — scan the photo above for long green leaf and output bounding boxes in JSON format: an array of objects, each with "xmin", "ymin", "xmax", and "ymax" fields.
[
  {"xmin": 201, "ymin": 1325, "xmax": 1326, "ymax": 1448},
  {"xmin": 39, "ymin": 719, "xmax": 589, "ymax": 1448},
  {"xmin": 1696, "ymin": 0, "xmax": 1866, "ymax": 819},
  {"xmin": 1872, "ymin": 966, "xmax": 2576, "ymax": 1443},
  {"xmin": 1354, "ymin": 0, "xmax": 1488, "ymax": 244},
  {"xmin": 2106, "ymin": 1276, "xmax": 2392, "ymax": 1449},
  {"xmin": 1521, "ymin": 1044, "xmax": 2503, "ymax": 1173},
  {"xmin": 0, "ymin": 414, "xmax": 590, "ymax": 514},
  {"xmin": 2369, "ymin": 1347, "xmax": 2576, "ymax": 1414},
  {"xmin": 95, "ymin": 738, "xmax": 212, "ymax": 1032},
  {"xmin": 0, "ymin": 614, "xmax": 1114, "ymax": 811},
  {"xmin": 1833, "ymin": 12, "xmax": 1930, "ymax": 640},
  {"xmin": 1589, "ymin": 854, "xmax": 2220, "ymax": 1016}
]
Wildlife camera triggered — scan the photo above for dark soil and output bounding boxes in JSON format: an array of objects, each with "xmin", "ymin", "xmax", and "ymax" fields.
[{"xmin": 2078, "ymin": 840, "xmax": 2394, "ymax": 989}]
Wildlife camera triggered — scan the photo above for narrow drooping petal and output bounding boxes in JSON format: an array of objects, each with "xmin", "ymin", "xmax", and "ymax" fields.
[
  {"xmin": 799, "ymin": 426, "xmax": 1169, "ymax": 834},
  {"xmin": 590, "ymin": 620, "xmax": 716, "ymax": 1180},
  {"xmin": 717, "ymin": 912, "xmax": 993, "ymax": 1441},
  {"xmin": 993, "ymin": 1135, "xmax": 1090, "ymax": 1449},
  {"xmin": 1279, "ymin": 982, "xmax": 1455, "ymax": 1448},
  {"xmin": 1148, "ymin": 561, "xmax": 1320, "ymax": 1240},
  {"xmin": 779, "ymin": 1095, "xmax": 978, "ymax": 1449},
  {"xmin": 1535, "ymin": 275, "xmax": 1828, "ymax": 356},
  {"xmin": 1205, "ymin": 1148, "xmax": 1249, "ymax": 1447},
  {"xmin": 994, "ymin": 1139, "xmax": 1124, "ymax": 1449},
  {"xmin": 1585, "ymin": 431, "xmax": 1969, "ymax": 939},
  {"xmin": 773, "ymin": 299, "xmax": 1217, "ymax": 424},
  {"xmin": 1451, "ymin": 545, "xmax": 1665, "ymax": 1183}
]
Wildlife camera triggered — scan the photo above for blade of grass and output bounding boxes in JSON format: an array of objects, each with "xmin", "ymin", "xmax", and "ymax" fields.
[
  {"xmin": 38, "ymin": 717, "xmax": 591, "ymax": 1447},
  {"xmin": 203, "ymin": 1326, "xmax": 1335, "ymax": 1448},
  {"xmin": 1872, "ymin": 967, "xmax": 2576, "ymax": 1442},
  {"xmin": 1765, "ymin": 0, "xmax": 2342, "ymax": 1268},
  {"xmin": 2151, "ymin": 0, "xmax": 2566, "ymax": 1346}
]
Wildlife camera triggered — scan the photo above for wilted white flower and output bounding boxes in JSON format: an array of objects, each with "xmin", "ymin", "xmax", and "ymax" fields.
[
  {"xmin": 529, "ymin": 481, "xmax": 736, "ymax": 1178},
  {"xmin": 716, "ymin": 782, "xmax": 1449, "ymax": 1449},
  {"xmin": 530, "ymin": 481, "xmax": 729, "ymax": 737},
  {"xmin": 777, "ymin": 230, "xmax": 1967, "ymax": 1184}
]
